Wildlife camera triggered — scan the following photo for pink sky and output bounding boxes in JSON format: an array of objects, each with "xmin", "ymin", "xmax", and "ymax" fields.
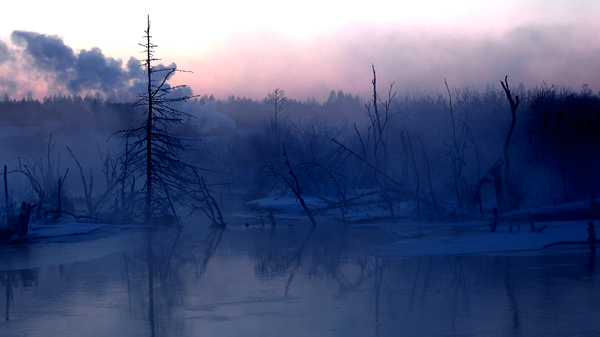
[
  {"xmin": 175, "ymin": 22, "xmax": 600, "ymax": 101},
  {"xmin": 1, "ymin": 0, "xmax": 599, "ymax": 101}
]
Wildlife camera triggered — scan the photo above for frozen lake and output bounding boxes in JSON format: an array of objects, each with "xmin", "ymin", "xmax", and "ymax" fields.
[{"xmin": 0, "ymin": 221, "xmax": 599, "ymax": 336}]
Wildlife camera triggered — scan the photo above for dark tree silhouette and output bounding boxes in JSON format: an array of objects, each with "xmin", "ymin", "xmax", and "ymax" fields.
[
  {"xmin": 526, "ymin": 85, "xmax": 600, "ymax": 202},
  {"xmin": 443, "ymin": 79, "xmax": 470, "ymax": 212},
  {"xmin": 117, "ymin": 15, "xmax": 197, "ymax": 223},
  {"xmin": 266, "ymin": 88, "xmax": 288, "ymax": 131},
  {"xmin": 262, "ymin": 145, "xmax": 318, "ymax": 227},
  {"xmin": 500, "ymin": 76, "xmax": 520, "ymax": 211},
  {"xmin": 334, "ymin": 65, "xmax": 399, "ymax": 220}
]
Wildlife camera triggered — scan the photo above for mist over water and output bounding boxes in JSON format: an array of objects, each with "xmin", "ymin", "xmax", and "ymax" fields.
[{"xmin": 0, "ymin": 224, "xmax": 597, "ymax": 337}]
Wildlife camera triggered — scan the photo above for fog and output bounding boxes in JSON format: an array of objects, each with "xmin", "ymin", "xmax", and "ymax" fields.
[
  {"xmin": 191, "ymin": 23, "xmax": 600, "ymax": 100},
  {"xmin": 1, "ymin": 24, "xmax": 599, "ymax": 336},
  {"xmin": 0, "ymin": 78, "xmax": 597, "ymax": 219}
]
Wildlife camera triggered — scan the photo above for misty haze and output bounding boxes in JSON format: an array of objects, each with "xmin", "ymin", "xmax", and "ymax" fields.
[{"xmin": 1, "ymin": 6, "xmax": 600, "ymax": 337}]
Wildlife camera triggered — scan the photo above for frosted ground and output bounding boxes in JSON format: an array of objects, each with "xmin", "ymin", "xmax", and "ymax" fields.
[
  {"xmin": 9, "ymin": 195, "xmax": 597, "ymax": 257},
  {"xmin": 246, "ymin": 195, "xmax": 598, "ymax": 256}
]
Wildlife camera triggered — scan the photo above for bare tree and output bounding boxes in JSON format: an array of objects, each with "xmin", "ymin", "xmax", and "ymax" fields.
[
  {"xmin": 67, "ymin": 146, "xmax": 121, "ymax": 217},
  {"xmin": 364, "ymin": 65, "xmax": 396, "ymax": 175},
  {"xmin": 14, "ymin": 135, "xmax": 68, "ymax": 218},
  {"xmin": 334, "ymin": 65, "xmax": 399, "ymax": 220},
  {"xmin": 443, "ymin": 79, "xmax": 470, "ymax": 212},
  {"xmin": 117, "ymin": 15, "xmax": 197, "ymax": 223}
]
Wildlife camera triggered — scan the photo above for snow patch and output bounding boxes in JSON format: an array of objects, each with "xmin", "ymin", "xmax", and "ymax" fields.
[{"xmin": 371, "ymin": 221, "xmax": 591, "ymax": 257}]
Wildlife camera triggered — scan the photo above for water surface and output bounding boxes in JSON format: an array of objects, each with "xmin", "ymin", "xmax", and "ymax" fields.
[{"xmin": 0, "ymin": 222, "xmax": 598, "ymax": 336}]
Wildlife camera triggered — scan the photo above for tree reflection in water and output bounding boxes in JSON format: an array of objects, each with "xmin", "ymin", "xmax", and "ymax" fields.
[
  {"xmin": 121, "ymin": 226, "xmax": 228, "ymax": 337},
  {"xmin": 253, "ymin": 225, "xmax": 376, "ymax": 294},
  {"xmin": 193, "ymin": 228, "xmax": 225, "ymax": 279},
  {"xmin": 123, "ymin": 228, "xmax": 186, "ymax": 337},
  {"xmin": 0, "ymin": 224, "xmax": 597, "ymax": 336},
  {"xmin": 0, "ymin": 268, "xmax": 38, "ymax": 321}
]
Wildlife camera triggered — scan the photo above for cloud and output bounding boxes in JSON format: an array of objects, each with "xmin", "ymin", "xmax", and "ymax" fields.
[
  {"xmin": 188, "ymin": 100, "xmax": 236, "ymax": 133},
  {"xmin": 167, "ymin": 85, "xmax": 236, "ymax": 133},
  {"xmin": 0, "ymin": 40, "xmax": 9, "ymax": 64},
  {"xmin": 11, "ymin": 31, "xmax": 76, "ymax": 74},
  {"xmin": 3, "ymin": 21, "xmax": 599, "ymax": 104},
  {"xmin": 10, "ymin": 30, "xmax": 142, "ymax": 99},
  {"xmin": 69, "ymin": 47, "xmax": 132, "ymax": 95},
  {"xmin": 187, "ymin": 22, "xmax": 600, "ymax": 100},
  {"xmin": 1, "ymin": 30, "xmax": 234, "ymax": 132}
]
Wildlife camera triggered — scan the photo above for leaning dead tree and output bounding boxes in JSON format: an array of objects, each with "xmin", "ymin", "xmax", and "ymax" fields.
[
  {"xmin": 262, "ymin": 145, "xmax": 318, "ymax": 227},
  {"xmin": 282, "ymin": 145, "xmax": 318, "ymax": 227},
  {"xmin": 116, "ymin": 15, "xmax": 197, "ymax": 223},
  {"xmin": 189, "ymin": 169, "xmax": 226, "ymax": 228},
  {"xmin": 500, "ymin": 76, "xmax": 520, "ymax": 211}
]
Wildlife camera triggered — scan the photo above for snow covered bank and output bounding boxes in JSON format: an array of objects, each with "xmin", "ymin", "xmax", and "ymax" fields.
[
  {"xmin": 370, "ymin": 220, "xmax": 594, "ymax": 257},
  {"xmin": 5, "ymin": 220, "xmax": 148, "ymax": 245},
  {"xmin": 501, "ymin": 199, "xmax": 600, "ymax": 222},
  {"xmin": 245, "ymin": 194, "xmax": 599, "ymax": 257}
]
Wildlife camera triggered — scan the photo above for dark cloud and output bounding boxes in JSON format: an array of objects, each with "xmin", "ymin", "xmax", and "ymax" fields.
[
  {"xmin": 11, "ymin": 31, "xmax": 76, "ymax": 78},
  {"xmin": 69, "ymin": 47, "xmax": 130, "ymax": 94},
  {"xmin": 1, "ymin": 31, "xmax": 234, "ymax": 132},
  {"xmin": 10, "ymin": 30, "xmax": 142, "ymax": 99},
  {"xmin": 0, "ymin": 40, "xmax": 9, "ymax": 64}
]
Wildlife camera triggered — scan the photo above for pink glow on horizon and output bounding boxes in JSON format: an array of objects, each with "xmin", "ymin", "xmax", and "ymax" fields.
[
  {"xmin": 169, "ymin": 22, "xmax": 600, "ymax": 102},
  {"xmin": 2, "ymin": 0, "xmax": 600, "ymax": 102}
]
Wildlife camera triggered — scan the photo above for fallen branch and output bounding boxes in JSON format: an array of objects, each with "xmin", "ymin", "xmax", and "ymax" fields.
[
  {"xmin": 331, "ymin": 138, "xmax": 403, "ymax": 187},
  {"xmin": 542, "ymin": 240, "xmax": 600, "ymax": 249}
]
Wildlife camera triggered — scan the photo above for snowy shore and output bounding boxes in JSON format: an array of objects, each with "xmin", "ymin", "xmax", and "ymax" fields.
[{"xmin": 247, "ymin": 195, "xmax": 599, "ymax": 257}]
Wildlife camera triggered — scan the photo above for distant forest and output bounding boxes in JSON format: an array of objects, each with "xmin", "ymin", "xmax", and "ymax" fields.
[{"xmin": 0, "ymin": 81, "xmax": 598, "ymax": 222}]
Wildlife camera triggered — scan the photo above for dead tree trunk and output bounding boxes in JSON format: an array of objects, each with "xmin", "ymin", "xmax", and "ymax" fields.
[
  {"xmin": 588, "ymin": 221, "xmax": 596, "ymax": 254},
  {"xmin": 283, "ymin": 146, "xmax": 318, "ymax": 227},
  {"xmin": 142, "ymin": 16, "xmax": 155, "ymax": 222},
  {"xmin": 444, "ymin": 79, "xmax": 469, "ymax": 211},
  {"xmin": 4, "ymin": 165, "xmax": 8, "ymax": 225},
  {"xmin": 489, "ymin": 159, "xmax": 505, "ymax": 213},
  {"xmin": 57, "ymin": 177, "xmax": 63, "ymax": 218},
  {"xmin": 490, "ymin": 207, "xmax": 498, "ymax": 232},
  {"xmin": 500, "ymin": 76, "xmax": 520, "ymax": 210},
  {"xmin": 190, "ymin": 170, "xmax": 226, "ymax": 228},
  {"xmin": 419, "ymin": 137, "xmax": 442, "ymax": 221},
  {"xmin": 406, "ymin": 130, "xmax": 421, "ymax": 220},
  {"xmin": 15, "ymin": 202, "xmax": 34, "ymax": 236},
  {"xmin": 53, "ymin": 170, "xmax": 68, "ymax": 220}
]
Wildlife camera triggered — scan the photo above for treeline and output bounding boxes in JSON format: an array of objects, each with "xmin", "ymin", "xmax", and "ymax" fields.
[
  {"xmin": 0, "ymin": 90, "xmax": 363, "ymax": 132},
  {"xmin": 197, "ymin": 81, "xmax": 600, "ymax": 221},
  {"xmin": 0, "ymin": 81, "xmax": 598, "ymax": 222},
  {"xmin": 206, "ymin": 90, "xmax": 364, "ymax": 130}
]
